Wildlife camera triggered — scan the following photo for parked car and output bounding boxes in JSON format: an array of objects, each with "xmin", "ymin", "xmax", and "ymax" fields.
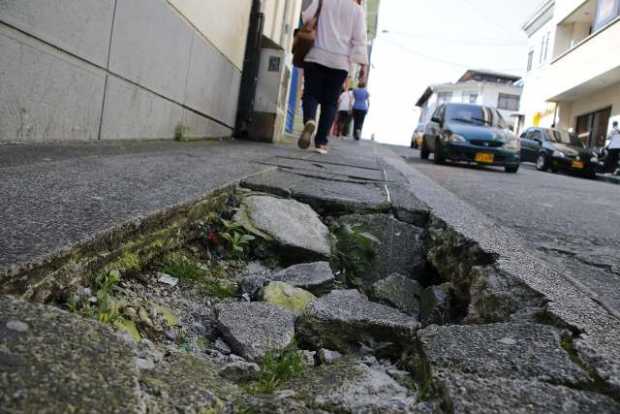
[
  {"xmin": 420, "ymin": 103, "xmax": 521, "ymax": 173},
  {"xmin": 411, "ymin": 123, "xmax": 425, "ymax": 149},
  {"xmin": 520, "ymin": 127, "xmax": 598, "ymax": 178}
]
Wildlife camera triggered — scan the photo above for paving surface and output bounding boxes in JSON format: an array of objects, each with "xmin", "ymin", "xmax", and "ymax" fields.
[
  {"xmin": 399, "ymin": 147, "xmax": 620, "ymax": 315},
  {"xmin": 0, "ymin": 140, "xmax": 292, "ymax": 273}
]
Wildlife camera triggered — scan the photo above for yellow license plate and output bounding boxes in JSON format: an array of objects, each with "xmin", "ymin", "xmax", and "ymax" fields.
[
  {"xmin": 475, "ymin": 153, "xmax": 494, "ymax": 164},
  {"xmin": 572, "ymin": 160, "xmax": 584, "ymax": 169}
]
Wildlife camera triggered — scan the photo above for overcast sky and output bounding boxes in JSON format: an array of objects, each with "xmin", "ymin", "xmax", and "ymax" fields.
[{"xmin": 364, "ymin": 0, "xmax": 543, "ymax": 146}]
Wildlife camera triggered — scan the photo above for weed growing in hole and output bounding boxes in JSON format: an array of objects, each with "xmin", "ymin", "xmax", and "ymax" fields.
[
  {"xmin": 174, "ymin": 123, "xmax": 191, "ymax": 142},
  {"xmin": 67, "ymin": 270, "xmax": 124, "ymax": 324},
  {"xmin": 331, "ymin": 223, "xmax": 380, "ymax": 285},
  {"xmin": 197, "ymin": 217, "xmax": 257, "ymax": 261},
  {"xmin": 161, "ymin": 254, "xmax": 206, "ymax": 281},
  {"xmin": 249, "ymin": 350, "xmax": 305, "ymax": 394}
]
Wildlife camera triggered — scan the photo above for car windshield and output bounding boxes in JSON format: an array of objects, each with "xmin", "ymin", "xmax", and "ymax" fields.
[
  {"xmin": 445, "ymin": 104, "xmax": 498, "ymax": 127},
  {"xmin": 547, "ymin": 130, "xmax": 582, "ymax": 147}
]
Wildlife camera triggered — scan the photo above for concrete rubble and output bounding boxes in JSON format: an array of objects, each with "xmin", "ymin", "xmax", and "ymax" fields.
[{"xmin": 1, "ymin": 142, "xmax": 619, "ymax": 413}]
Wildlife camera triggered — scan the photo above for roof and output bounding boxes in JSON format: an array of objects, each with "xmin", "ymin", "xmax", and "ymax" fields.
[
  {"xmin": 458, "ymin": 69, "xmax": 521, "ymax": 83},
  {"xmin": 522, "ymin": 0, "xmax": 555, "ymax": 33}
]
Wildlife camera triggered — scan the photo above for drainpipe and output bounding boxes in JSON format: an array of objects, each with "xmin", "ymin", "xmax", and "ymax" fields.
[
  {"xmin": 235, "ymin": 0, "xmax": 264, "ymax": 139},
  {"xmin": 552, "ymin": 103, "xmax": 559, "ymax": 128}
]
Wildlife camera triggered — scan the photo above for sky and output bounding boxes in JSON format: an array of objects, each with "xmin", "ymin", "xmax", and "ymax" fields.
[{"xmin": 364, "ymin": 0, "xmax": 543, "ymax": 146}]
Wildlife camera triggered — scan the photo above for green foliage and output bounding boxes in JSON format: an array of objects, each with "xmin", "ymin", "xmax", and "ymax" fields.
[
  {"xmin": 198, "ymin": 216, "xmax": 257, "ymax": 260},
  {"xmin": 175, "ymin": 123, "xmax": 191, "ymax": 142},
  {"xmin": 67, "ymin": 270, "xmax": 124, "ymax": 325},
  {"xmin": 161, "ymin": 254, "xmax": 206, "ymax": 281},
  {"xmin": 331, "ymin": 223, "xmax": 380, "ymax": 285},
  {"xmin": 250, "ymin": 350, "xmax": 305, "ymax": 394}
]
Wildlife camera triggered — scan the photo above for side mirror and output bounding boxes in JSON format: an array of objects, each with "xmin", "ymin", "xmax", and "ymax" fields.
[{"xmin": 431, "ymin": 117, "xmax": 442, "ymax": 125}]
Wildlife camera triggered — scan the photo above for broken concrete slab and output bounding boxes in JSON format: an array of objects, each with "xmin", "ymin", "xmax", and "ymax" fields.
[
  {"xmin": 466, "ymin": 265, "xmax": 549, "ymax": 324},
  {"xmin": 241, "ymin": 169, "xmax": 390, "ymax": 215},
  {"xmin": 216, "ymin": 302, "xmax": 296, "ymax": 361},
  {"xmin": 370, "ymin": 273, "xmax": 422, "ymax": 316},
  {"xmin": 140, "ymin": 351, "xmax": 241, "ymax": 412},
  {"xmin": 418, "ymin": 323, "xmax": 589, "ymax": 386},
  {"xmin": 234, "ymin": 195, "xmax": 331, "ymax": 259},
  {"xmin": 336, "ymin": 214, "xmax": 426, "ymax": 285},
  {"xmin": 298, "ymin": 289, "xmax": 420, "ymax": 356},
  {"xmin": 258, "ymin": 156, "xmax": 386, "ymax": 182},
  {"xmin": 271, "ymin": 262, "xmax": 335, "ymax": 295},
  {"xmin": 436, "ymin": 373, "xmax": 620, "ymax": 414},
  {"xmin": 285, "ymin": 358, "xmax": 419, "ymax": 414},
  {"xmin": 0, "ymin": 296, "xmax": 142, "ymax": 413}
]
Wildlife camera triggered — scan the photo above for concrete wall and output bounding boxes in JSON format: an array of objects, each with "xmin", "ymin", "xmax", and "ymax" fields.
[{"xmin": 0, "ymin": 0, "xmax": 246, "ymax": 142}]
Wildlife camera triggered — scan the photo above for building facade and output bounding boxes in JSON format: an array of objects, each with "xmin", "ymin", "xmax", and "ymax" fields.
[
  {"xmin": 416, "ymin": 70, "xmax": 523, "ymax": 127},
  {"xmin": 0, "ymin": 0, "xmax": 300, "ymax": 143},
  {"xmin": 520, "ymin": 0, "xmax": 620, "ymax": 148}
]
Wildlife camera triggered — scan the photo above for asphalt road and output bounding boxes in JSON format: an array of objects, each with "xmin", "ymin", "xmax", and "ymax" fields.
[{"xmin": 400, "ymin": 147, "xmax": 620, "ymax": 315}]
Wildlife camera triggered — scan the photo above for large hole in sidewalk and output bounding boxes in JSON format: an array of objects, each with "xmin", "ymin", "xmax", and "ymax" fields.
[{"xmin": 0, "ymin": 185, "xmax": 562, "ymax": 411}]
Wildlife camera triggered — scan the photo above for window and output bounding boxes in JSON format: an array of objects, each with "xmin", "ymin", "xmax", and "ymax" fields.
[
  {"xmin": 593, "ymin": 0, "xmax": 620, "ymax": 32},
  {"xmin": 539, "ymin": 35, "xmax": 546, "ymax": 64},
  {"xmin": 437, "ymin": 92, "xmax": 453, "ymax": 104},
  {"xmin": 498, "ymin": 94, "xmax": 520, "ymax": 111},
  {"xmin": 543, "ymin": 32, "xmax": 550, "ymax": 62},
  {"xmin": 463, "ymin": 92, "xmax": 478, "ymax": 104},
  {"xmin": 527, "ymin": 50, "xmax": 534, "ymax": 72}
]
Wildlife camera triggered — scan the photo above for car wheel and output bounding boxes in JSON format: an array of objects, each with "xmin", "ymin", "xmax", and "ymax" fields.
[
  {"xmin": 420, "ymin": 140, "xmax": 430, "ymax": 160},
  {"xmin": 536, "ymin": 154, "xmax": 549, "ymax": 171},
  {"xmin": 505, "ymin": 164, "xmax": 519, "ymax": 174},
  {"xmin": 433, "ymin": 138, "xmax": 445, "ymax": 165}
]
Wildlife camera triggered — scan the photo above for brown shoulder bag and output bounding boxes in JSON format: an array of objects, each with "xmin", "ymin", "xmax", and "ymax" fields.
[{"xmin": 292, "ymin": 0, "xmax": 323, "ymax": 68}]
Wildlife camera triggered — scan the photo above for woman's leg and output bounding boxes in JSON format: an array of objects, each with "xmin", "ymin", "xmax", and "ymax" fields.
[
  {"xmin": 299, "ymin": 63, "xmax": 323, "ymax": 149},
  {"xmin": 315, "ymin": 66, "xmax": 348, "ymax": 148}
]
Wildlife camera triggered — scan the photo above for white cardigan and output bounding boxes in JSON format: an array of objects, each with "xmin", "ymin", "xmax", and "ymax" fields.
[{"xmin": 302, "ymin": 0, "xmax": 369, "ymax": 72}]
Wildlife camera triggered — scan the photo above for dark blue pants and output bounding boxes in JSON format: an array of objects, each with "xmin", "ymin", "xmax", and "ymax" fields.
[{"xmin": 302, "ymin": 63, "xmax": 348, "ymax": 147}]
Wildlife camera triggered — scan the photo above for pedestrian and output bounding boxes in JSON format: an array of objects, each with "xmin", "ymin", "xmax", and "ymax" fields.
[
  {"xmin": 352, "ymin": 82, "xmax": 370, "ymax": 141},
  {"xmin": 335, "ymin": 88, "xmax": 353, "ymax": 137},
  {"xmin": 298, "ymin": 0, "xmax": 369, "ymax": 154},
  {"xmin": 605, "ymin": 121, "xmax": 620, "ymax": 174}
]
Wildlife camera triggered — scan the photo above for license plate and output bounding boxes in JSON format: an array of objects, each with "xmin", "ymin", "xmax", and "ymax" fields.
[
  {"xmin": 475, "ymin": 153, "xmax": 494, "ymax": 164},
  {"xmin": 572, "ymin": 160, "xmax": 584, "ymax": 169}
]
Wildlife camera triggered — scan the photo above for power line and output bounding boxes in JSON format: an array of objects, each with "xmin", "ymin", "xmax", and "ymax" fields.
[
  {"xmin": 382, "ymin": 30, "xmax": 524, "ymax": 47},
  {"xmin": 379, "ymin": 37, "xmax": 525, "ymax": 73}
]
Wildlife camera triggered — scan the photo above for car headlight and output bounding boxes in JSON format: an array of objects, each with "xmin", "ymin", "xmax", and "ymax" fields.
[
  {"xmin": 552, "ymin": 150, "xmax": 566, "ymax": 158},
  {"xmin": 447, "ymin": 134, "xmax": 466, "ymax": 143},
  {"xmin": 505, "ymin": 138, "xmax": 520, "ymax": 150}
]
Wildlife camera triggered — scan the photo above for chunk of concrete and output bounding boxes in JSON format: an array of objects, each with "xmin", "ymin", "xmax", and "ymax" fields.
[
  {"xmin": 418, "ymin": 323, "xmax": 589, "ymax": 386},
  {"xmin": 0, "ymin": 296, "xmax": 142, "ymax": 413},
  {"xmin": 298, "ymin": 290, "xmax": 420, "ymax": 356},
  {"xmin": 140, "ymin": 351, "xmax": 241, "ymax": 412},
  {"xmin": 216, "ymin": 302, "xmax": 296, "ymax": 361},
  {"xmin": 260, "ymin": 282, "xmax": 317, "ymax": 315},
  {"xmin": 285, "ymin": 359, "xmax": 418, "ymax": 413},
  {"xmin": 218, "ymin": 361, "xmax": 260, "ymax": 383},
  {"xmin": 234, "ymin": 195, "xmax": 331, "ymax": 259},
  {"xmin": 318, "ymin": 349, "xmax": 343, "ymax": 365},
  {"xmin": 437, "ymin": 373, "xmax": 620, "ymax": 414},
  {"xmin": 371, "ymin": 273, "xmax": 422, "ymax": 316},
  {"xmin": 335, "ymin": 214, "xmax": 426, "ymax": 285},
  {"xmin": 271, "ymin": 262, "xmax": 336, "ymax": 295}
]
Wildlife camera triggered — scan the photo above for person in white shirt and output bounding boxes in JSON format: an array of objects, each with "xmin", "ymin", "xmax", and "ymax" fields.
[
  {"xmin": 606, "ymin": 121, "xmax": 620, "ymax": 173},
  {"xmin": 297, "ymin": 0, "xmax": 369, "ymax": 154},
  {"xmin": 335, "ymin": 88, "xmax": 353, "ymax": 137}
]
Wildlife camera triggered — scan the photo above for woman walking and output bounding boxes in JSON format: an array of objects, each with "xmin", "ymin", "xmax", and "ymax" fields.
[
  {"xmin": 298, "ymin": 0, "xmax": 368, "ymax": 154},
  {"xmin": 352, "ymin": 82, "xmax": 370, "ymax": 141}
]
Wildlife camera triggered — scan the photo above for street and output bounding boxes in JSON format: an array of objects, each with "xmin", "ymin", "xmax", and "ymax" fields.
[{"xmin": 400, "ymin": 147, "xmax": 620, "ymax": 315}]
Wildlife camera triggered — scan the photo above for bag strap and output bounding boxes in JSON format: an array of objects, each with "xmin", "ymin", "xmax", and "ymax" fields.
[{"xmin": 313, "ymin": 0, "xmax": 323, "ymax": 27}]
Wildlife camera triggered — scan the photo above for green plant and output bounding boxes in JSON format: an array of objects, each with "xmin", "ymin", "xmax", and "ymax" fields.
[
  {"xmin": 67, "ymin": 270, "xmax": 124, "ymax": 324},
  {"xmin": 161, "ymin": 254, "xmax": 206, "ymax": 280},
  {"xmin": 331, "ymin": 223, "xmax": 380, "ymax": 285},
  {"xmin": 174, "ymin": 124, "xmax": 191, "ymax": 142},
  {"xmin": 250, "ymin": 350, "xmax": 305, "ymax": 394},
  {"xmin": 218, "ymin": 219, "xmax": 256, "ymax": 259}
]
